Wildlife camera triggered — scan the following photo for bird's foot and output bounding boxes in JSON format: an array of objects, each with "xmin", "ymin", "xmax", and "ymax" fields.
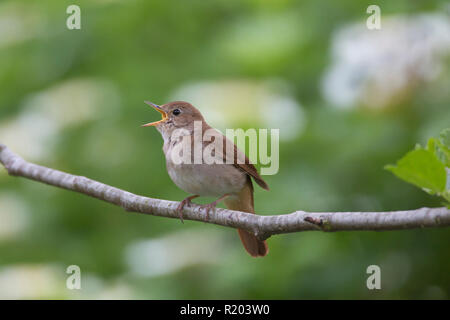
[
  {"xmin": 199, "ymin": 202, "xmax": 218, "ymax": 222},
  {"xmin": 177, "ymin": 195, "xmax": 199, "ymax": 223},
  {"xmin": 200, "ymin": 194, "xmax": 231, "ymax": 222}
]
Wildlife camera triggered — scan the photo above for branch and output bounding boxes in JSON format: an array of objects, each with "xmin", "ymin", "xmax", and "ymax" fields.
[{"xmin": 1, "ymin": 143, "xmax": 449, "ymax": 240}]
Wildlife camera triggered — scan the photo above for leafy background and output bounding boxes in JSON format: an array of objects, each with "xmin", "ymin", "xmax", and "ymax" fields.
[{"xmin": 0, "ymin": 0, "xmax": 449, "ymax": 299}]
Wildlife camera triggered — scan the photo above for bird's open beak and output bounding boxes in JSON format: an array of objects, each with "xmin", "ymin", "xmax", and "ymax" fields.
[{"xmin": 142, "ymin": 101, "xmax": 168, "ymax": 127}]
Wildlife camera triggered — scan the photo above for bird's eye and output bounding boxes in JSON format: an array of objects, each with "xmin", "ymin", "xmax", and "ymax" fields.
[{"xmin": 173, "ymin": 109, "xmax": 181, "ymax": 116}]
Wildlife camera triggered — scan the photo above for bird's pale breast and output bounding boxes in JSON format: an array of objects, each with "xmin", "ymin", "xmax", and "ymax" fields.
[
  {"xmin": 163, "ymin": 138, "xmax": 247, "ymax": 197},
  {"xmin": 166, "ymin": 161, "xmax": 247, "ymax": 197}
]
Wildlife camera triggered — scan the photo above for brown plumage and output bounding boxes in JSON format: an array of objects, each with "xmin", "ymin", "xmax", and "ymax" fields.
[
  {"xmin": 223, "ymin": 177, "xmax": 268, "ymax": 257},
  {"xmin": 142, "ymin": 100, "xmax": 269, "ymax": 257}
]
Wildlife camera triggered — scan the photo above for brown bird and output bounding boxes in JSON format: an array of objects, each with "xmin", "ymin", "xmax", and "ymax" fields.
[{"xmin": 142, "ymin": 100, "xmax": 269, "ymax": 257}]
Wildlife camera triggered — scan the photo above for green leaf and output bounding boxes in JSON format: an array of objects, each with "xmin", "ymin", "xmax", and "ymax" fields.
[
  {"xmin": 385, "ymin": 148, "xmax": 446, "ymax": 194},
  {"xmin": 426, "ymin": 137, "xmax": 437, "ymax": 154}
]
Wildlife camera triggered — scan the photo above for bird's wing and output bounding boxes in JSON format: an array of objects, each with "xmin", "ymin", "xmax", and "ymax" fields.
[
  {"xmin": 201, "ymin": 126, "xmax": 269, "ymax": 191},
  {"xmin": 220, "ymin": 134, "xmax": 270, "ymax": 191}
]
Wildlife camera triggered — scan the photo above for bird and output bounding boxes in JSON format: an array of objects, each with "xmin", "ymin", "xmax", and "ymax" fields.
[{"xmin": 142, "ymin": 100, "xmax": 269, "ymax": 257}]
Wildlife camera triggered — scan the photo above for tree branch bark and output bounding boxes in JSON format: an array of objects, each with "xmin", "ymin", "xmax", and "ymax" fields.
[{"xmin": 1, "ymin": 143, "xmax": 449, "ymax": 240}]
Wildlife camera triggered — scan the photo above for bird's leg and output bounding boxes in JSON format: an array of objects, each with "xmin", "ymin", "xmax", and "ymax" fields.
[
  {"xmin": 177, "ymin": 194, "xmax": 199, "ymax": 223},
  {"xmin": 200, "ymin": 194, "xmax": 231, "ymax": 221}
]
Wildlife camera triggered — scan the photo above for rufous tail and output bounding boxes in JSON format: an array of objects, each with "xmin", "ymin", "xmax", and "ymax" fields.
[{"xmin": 223, "ymin": 178, "xmax": 269, "ymax": 257}]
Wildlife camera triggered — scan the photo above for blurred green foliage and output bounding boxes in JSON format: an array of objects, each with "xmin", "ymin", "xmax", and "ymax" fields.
[{"xmin": 0, "ymin": 0, "xmax": 449, "ymax": 299}]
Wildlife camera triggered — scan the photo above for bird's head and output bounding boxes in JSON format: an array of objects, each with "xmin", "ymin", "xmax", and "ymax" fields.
[{"xmin": 142, "ymin": 101, "xmax": 204, "ymax": 138}]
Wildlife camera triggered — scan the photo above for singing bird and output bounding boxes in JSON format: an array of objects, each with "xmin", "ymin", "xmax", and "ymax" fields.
[{"xmin": 142, "ymin": 100, "xmax": 269, "ymax": 257}]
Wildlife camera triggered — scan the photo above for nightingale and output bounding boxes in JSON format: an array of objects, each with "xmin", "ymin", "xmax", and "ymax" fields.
[{"xmin": 142, "ymin": 100, "xmax": 269, "ymax": 257}]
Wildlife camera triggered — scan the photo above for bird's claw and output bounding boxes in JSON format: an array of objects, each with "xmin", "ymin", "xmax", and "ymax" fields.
[
  {"xmin": 178, "ymin": 195, "xmax": 224, "ymax": 223},
  {"xmin": 177, "ymin": 198, "xmax": 193, "ymax": 223},
  {"xmin": 199, "ymin": 194, "xmax": 230, "ymax": 222},
  {"xmin": 200, "ymin": 203, "xmax": 217, "ymax": 222}
]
